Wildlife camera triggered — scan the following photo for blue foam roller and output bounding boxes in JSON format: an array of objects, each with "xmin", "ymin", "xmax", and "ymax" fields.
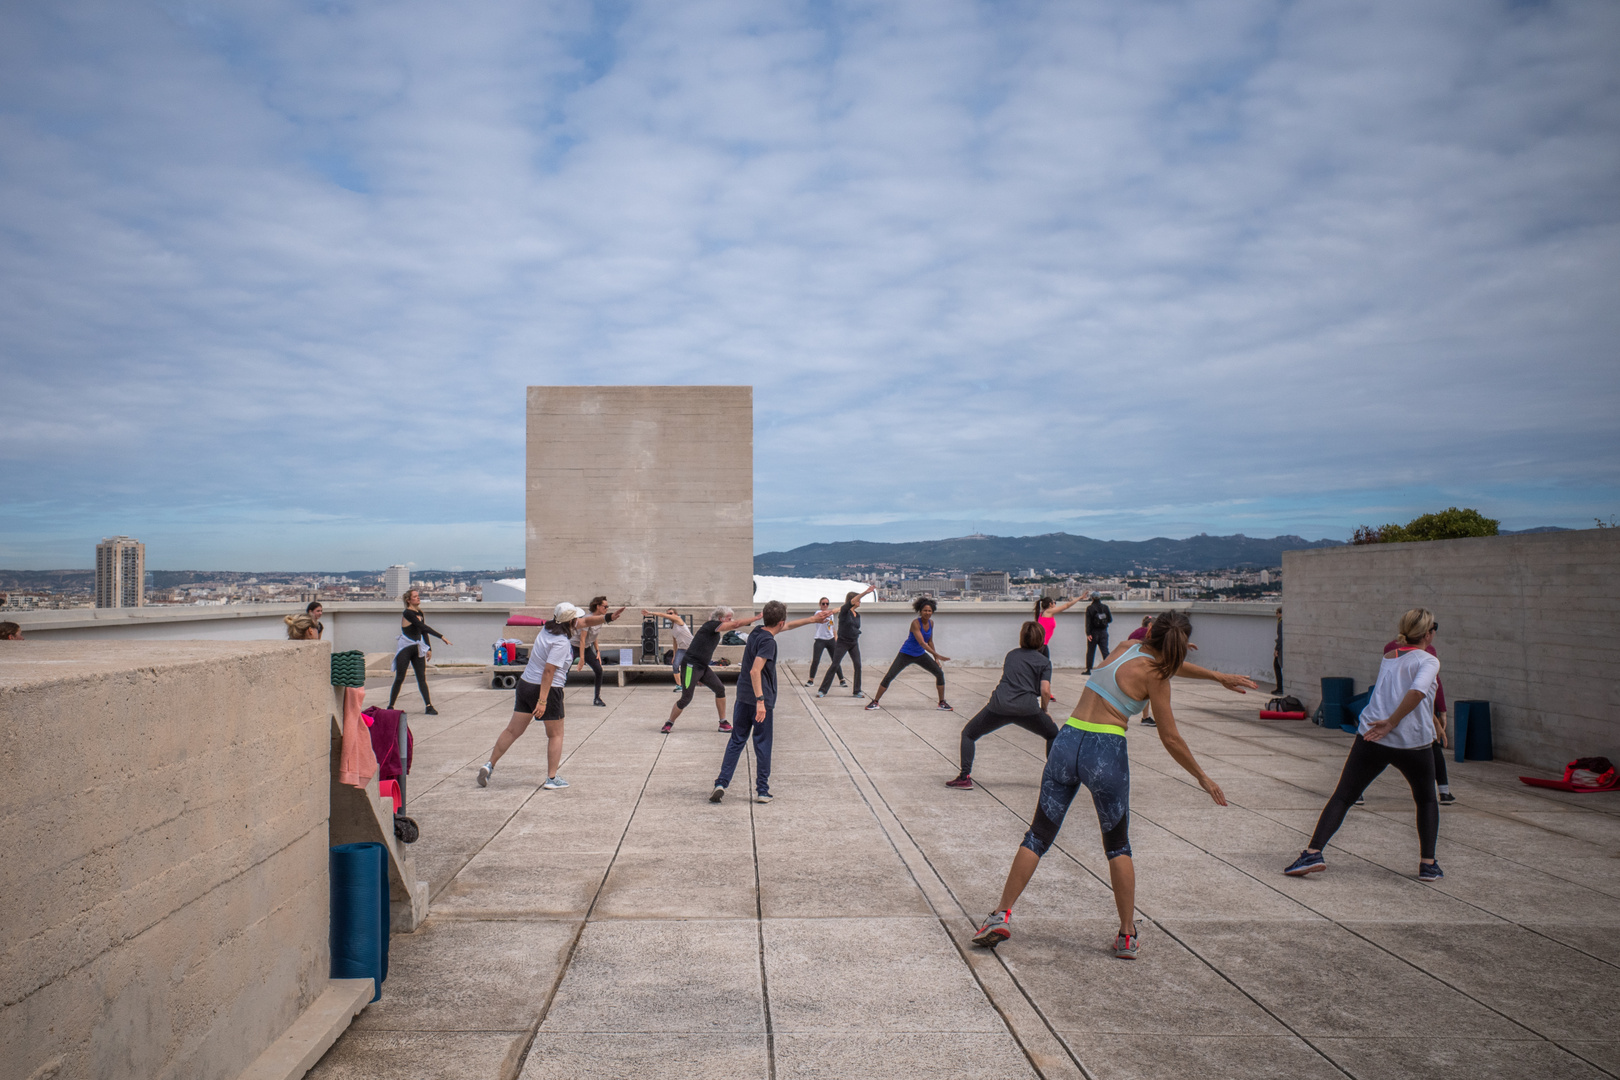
[{"xmin": 331, "ymin": 842, "xmax": 387, "ymax": 1001}]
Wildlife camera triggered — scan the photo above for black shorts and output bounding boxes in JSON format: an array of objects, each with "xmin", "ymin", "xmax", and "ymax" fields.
[{"xmin": 515, "ymin": 678, "xmax": 565, "ymax": 721}]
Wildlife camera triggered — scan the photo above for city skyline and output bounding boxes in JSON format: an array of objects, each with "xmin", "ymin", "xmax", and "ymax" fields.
[{"xmin": 2, "ymin": 1, "xmax": 1617, "ymax": 570}]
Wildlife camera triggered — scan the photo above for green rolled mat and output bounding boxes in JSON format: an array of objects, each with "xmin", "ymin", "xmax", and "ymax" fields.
[{"xmin": 331, "ymin": 650, "xmax": 367, "ymax": 687}]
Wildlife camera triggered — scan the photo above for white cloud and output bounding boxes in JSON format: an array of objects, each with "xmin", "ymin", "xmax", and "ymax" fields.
[{"xmin": 0, "ymin": 0, "xmax": 1616, "ymax": 568}]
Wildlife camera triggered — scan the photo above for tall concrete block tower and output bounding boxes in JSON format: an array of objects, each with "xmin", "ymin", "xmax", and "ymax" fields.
[{"xmin": 526, "ymin": 386, "xmax": 753, "ymax": 610}]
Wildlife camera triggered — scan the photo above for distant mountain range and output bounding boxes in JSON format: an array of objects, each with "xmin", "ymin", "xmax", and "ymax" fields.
[{"xmin": 754, "ymin": 532, "xmax": 1348, "ymax": 577}]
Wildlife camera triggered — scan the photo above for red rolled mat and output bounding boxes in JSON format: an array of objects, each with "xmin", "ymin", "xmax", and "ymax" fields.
[
  {"xmin": 1259, "ymin": 710, "xmax": 1308, "ymax": 720},
  {"xmin": 505, "ymin": 615, "xmax": 546, "ymax": 626}
]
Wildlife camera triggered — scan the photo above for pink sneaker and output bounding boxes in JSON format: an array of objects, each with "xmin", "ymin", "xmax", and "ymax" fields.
[
  {"xmin": 945, "ymin": 775, "xmax": 974, "ymax": 789},
  {"xmin": 717, "ymin": 720, "xmax": 733, "ymax": 732}
]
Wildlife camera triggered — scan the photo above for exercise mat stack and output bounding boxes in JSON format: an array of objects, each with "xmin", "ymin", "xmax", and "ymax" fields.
[{"xmin": 331, "ymin": 650, "xmax": 367, "ymax": 687}]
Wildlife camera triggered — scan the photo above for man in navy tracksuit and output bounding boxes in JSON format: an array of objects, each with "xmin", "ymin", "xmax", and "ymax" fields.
[{"xmin": 710, "ymin": 601, "xmax": 829, "ymax": 804}]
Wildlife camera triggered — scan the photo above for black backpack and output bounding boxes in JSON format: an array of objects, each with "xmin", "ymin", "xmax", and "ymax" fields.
[{"xmin": 1267, "ymin": 695, "xmax": 1305, "ymax": 714}]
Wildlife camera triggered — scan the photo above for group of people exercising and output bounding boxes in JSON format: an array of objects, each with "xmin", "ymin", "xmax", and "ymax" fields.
[{"xmin": 441, "ymin": 587, "xmax": 1449, "ymax": 960}]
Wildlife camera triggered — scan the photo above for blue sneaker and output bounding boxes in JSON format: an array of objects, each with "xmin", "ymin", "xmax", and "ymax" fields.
[
  {"xmin": 1283, "ymin": 849, "xmax": 1326, "ymax": 876},
  {"xmin": 1419, "ymin": 859, "xmax": 1444, "ymax": 882}
]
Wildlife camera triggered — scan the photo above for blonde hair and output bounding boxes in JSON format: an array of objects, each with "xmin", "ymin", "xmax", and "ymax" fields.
[
  {"xmin": 1396, "ymin": 608, "xmax": 1435, "ymax": 645},
  {"xmin": 284, "ymin": 613, "xmax": 318, "ymax": 639}
]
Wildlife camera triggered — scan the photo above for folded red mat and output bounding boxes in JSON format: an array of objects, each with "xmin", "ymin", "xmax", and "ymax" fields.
[
  {"xmin": 505, "ymin": 615, "xmax": 546, "ymax": 626},
  {"xmin": 1260, "ymin": 710, "xmax": 1307, "ymax": 720}
]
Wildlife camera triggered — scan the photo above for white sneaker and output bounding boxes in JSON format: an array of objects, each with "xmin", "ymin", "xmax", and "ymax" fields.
[
  {"xmin": 477, "ymin": 762, "xmax": 492, "ymax": 787},
  {"xmin": 542, "ymin": 775, "xmax": 569, "ymax": 790}
]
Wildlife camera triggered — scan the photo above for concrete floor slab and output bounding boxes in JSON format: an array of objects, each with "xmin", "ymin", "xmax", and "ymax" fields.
[
  {"xmin": 310, "ymin": 674, "xmax": 1620, "ymax": 1079},
  {"xmin": 521, "ymin": 1034, "xmax": 767, "ymax": 1080},
  {"xmin": 763, "ymin": 917, "xmax": 1000, "ymax": 1033},
  {"xmin": 541, "ymin": 919, "xmax": 764, "ymax": 1033},
  {"xmin": 774, "ymin": 1031, "xmax": 1036, "ymax": 1079},
  {"xmin": 1313, "ymin": 1038, "xmax": 1610, "ymax": 1080},
  {"xmin": 351, "ymin": 919, "xmax": 577, "ymax": 1032}
]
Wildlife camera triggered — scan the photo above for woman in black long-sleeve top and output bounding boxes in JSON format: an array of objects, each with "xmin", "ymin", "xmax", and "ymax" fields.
[{"xmin": 389, "ymin": 589, "xmax": 453, "ymax": 714}]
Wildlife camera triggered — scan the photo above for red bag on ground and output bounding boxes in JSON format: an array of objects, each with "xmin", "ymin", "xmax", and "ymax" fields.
[{"xmin": 1519, "ymin": 757, "xmax": 1617, "ymax": 792}]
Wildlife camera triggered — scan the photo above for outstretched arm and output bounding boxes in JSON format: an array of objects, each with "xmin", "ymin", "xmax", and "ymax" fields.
[
  {"xmin": 782, "ymin": 611, "xmax": 832, "ymax": 632},
  {"xmin": 718, "ymin": 613, "xmax": 763, "ymax": 634},
  {"xmin": 1146, "ymin": 680, "xmax": 1226, "ymax": 805},
  {"xmin": 1175, "ymin": 660, "xmax": 1257, "ymax": 694},
  {"xmin": 1050, "ymin": 597, "xmax": 1083, "ymax": 615}
]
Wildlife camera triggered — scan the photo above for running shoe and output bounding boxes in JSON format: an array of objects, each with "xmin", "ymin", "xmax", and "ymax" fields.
[
  {"xmin": 815, "ymin": 691, "xmax": 828, "ymax": 698},
  {"xmin": 972, "ymin": 909, "xmax": 1012, "ymax": 948},
  {"xmin": 593, "ymin": 698, "xmax": 607, "ymax": 707},
  {"xmin": 1419, "ymin": 859, "xmax": 1444, "ymax": 882},
  {"xmin": 661, "ymin": 720, "xmax": 674, "ymax": 734},
  {"xmin": 1438, "ymin": 791, "xmax": 1456, "ymax": 805},
  {"xmin": 709, "ymin": 786, "xmax": 726, "ymax": 803},
  {"xmin": 425, "ymin": 705, "xmax": 438, "ymax": 715},
  {"xmin": 755, "ymin": 792, "xmax": 773, "ymax": 804},
  {"xmin": 718, "ymin": 720, "xmax": 733, "ymax": 732},
  {"xmin": 839, "ymin": 679, "xmax": 848, "ymax": 687},
  {"xmin": 476, "ymin": 762, "xmax": 492, "ymax": 787},
  {"xmin": 864, "ymin": 702, "xmax": 881, "ymax": 711},
  {"xmin": 1354, "ymin": 795, "xmax": 1366, "ymax": 806},
  {"xmin": 1141, "ymin": 716, "xmax": 1156, "ymax": 727},
  {"xmin": 805, "ymin": 679, "xmax": 815, "ymax": 687},
  {"xmin": 937, "ymin": 701, "xmax": 953, "ymax": 711},
  {"xmin": 852, "ymin": 691, "xmax": 865, "ymax": 699},
  {"xmin": 1113, "ymin": 930, "xmax": 1139, "ymax": 959},
  {"xmin": 1283, "ymin": 849, "xmax": 1326, "ymax": 876},
  {"xmin": 945, "ymin": 775, "xmax": 974, "ymax": 789},
  {"xmin": 542, "ymin": 775, "xmax": 569, "ymax": 790}
]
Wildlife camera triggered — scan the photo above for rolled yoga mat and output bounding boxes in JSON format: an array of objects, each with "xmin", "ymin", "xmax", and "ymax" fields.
[{"xmin": 331, "ymin": 841, "xmax": 389, "ymax": 1001}]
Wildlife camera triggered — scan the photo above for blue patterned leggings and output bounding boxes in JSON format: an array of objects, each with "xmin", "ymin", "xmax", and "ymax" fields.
[{"xmin": 1021, "ymin": 725, "xmax": 1132, "ymax": 860}]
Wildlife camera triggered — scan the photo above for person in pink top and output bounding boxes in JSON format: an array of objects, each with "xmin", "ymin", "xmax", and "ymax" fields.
[{"xmin": 1032, "ymin": 594, "xmax": 1085, "ymax": 658}]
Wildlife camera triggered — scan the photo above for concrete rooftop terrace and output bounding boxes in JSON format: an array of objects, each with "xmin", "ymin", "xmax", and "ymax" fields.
[{"xmin": 311, "ymin": 664, "xmax": 1620, "ymax": 1080}]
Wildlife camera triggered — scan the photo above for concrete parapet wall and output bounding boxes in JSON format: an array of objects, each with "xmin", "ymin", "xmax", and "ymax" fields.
[
  {"xmin": 1282, "ymin": 529, "xmax": 1620, "ymax": 771},
  {"xmin": 769, "ymin": 601, "xmax": 1278, "ymax": 682},
  {"xmin": 0, "ymin": 640, "xmax": 334, "ymax": 1080},
  {"xmin": 9, "ymin": 600, "xmax": 1280, "ymax": 680}
]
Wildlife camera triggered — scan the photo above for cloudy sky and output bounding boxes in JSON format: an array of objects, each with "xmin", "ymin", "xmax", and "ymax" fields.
[{"xmin": 2, "ymin": 0, "xmax": 1616, "ymax": 570}]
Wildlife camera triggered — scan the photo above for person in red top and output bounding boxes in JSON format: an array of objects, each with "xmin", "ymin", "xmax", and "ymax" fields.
[{"xmin": 1383, "ymin": 625, "xmax": 1453, "ymax": 805}]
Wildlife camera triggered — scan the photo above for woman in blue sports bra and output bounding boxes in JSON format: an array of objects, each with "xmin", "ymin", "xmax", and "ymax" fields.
[
  {"xmin": 865, "ymin": 596, "xmax": 952, "ymax": 712},
  {"xmin": 971, "ymin": 610, "xmax": 1257, "ymax": 959}
]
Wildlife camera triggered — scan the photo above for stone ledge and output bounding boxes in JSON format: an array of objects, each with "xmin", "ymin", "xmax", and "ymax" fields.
[{"xmin": 237, "ymin": 979, "xmax": 374, "ymax": 1080}]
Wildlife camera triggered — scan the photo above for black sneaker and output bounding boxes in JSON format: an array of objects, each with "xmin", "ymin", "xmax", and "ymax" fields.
[
  {"xmin": 1438, "ymin": 792, "xmax": 1456, "ymax": 805},
  {"xmin": 424, "ymin": 705, "xmax": 438, "ymax": 715},
  {"xmin": 1141, "ymin": 716, "xmax": 1156, "ymax": 727},
  {"xmin": 593, "ymin": 698, "xmax": 607, "ymax": 707},
  {"xmin": 1419, "ymin": 859, "xmax": 1444, "ymax": 882},
  {"xmin": 1283, "ymin": 849, "xmax": 1326, "ymax": 876}
]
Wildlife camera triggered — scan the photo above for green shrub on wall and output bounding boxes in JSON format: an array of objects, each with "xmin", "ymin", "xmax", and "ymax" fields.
[{"xmin": 1352, "ymin": 507, "xmax": 1500, "ymax": 545}]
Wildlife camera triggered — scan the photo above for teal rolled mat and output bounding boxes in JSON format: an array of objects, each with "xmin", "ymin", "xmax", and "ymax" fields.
[{"xmin": 330, "ymin": 842, "xmax": 389, "ymax": 1001}]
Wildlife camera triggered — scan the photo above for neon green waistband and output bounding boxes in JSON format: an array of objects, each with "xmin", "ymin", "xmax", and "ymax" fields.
[{"xmin": 1066, "ymin": 717, "xmax": 1127, "ymax": 736}]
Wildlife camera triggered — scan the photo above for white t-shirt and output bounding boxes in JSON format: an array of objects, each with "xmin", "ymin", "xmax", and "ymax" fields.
[
  {"xmin": 1358, "ymin": 648, "xmax": 1441, "ymax": 750},
  {"xmin": 670, "ymin": 620, "xmax": 694, "ymax": 650},
  {"xmin": 814, "ymin": 610, "xmax": 836, "ymax": 640},
  {"xmin": 522, "ymin": 628, "xmax": 574, "ymax": 688}
]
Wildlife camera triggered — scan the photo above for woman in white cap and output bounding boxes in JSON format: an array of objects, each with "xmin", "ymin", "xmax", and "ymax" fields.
[{"xmin": 478, "ymin": 602, "xmax": 611, "ymax": 789}]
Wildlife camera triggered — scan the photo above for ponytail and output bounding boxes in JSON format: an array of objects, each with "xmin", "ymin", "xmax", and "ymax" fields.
[
  {"xmin": 1034, "ymin": 596, "xmax": 1052, "ymax": 619},
  {"xmin": 1146, "ymin": 610, "xmax": 1192, "ymax": 678}
]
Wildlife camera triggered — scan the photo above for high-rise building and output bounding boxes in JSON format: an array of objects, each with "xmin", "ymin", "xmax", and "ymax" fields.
[
  {"xmin": 95, "ymin": 536, "xmax": 145, "ymax": 608},
  {"xmin": 967, "ymin": 571, "xmax": 1011, "ymax": 595},
  {"xmin": 384, "ymin": 565, "xmax": 411, "ymax": 599}
]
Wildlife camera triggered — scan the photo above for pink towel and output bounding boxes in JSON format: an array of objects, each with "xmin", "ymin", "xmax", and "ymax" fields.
[{"xmin": 339, "ymin": 686, "xmax": 378, "ymax": 788}]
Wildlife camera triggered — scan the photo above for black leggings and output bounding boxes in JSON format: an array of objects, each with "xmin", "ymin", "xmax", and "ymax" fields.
[
  {"xmin": 573, "ymin": 644, "xmax": 604, "ymax": 698},
  {"xmin": 1085, "ymin": 634, "xmax": 1109, "ymax": 670},
  {"xmin": 958, "ymin": 706, "xmax": 1058, "ymax": 776},
  {"xmin": 880, "ymin": 650, "xmax": 945, "ymax": 690},
  {"xmin": 819, "ymin": 642, "xmax": 862, "ymax": 694},
  {"xmin": 1432, "ymin": 740, "xmax": 1448, "ymax": 786},
  {"xmin": 388, "ymin": 647, "xmax": 431, "ymax": 709},
  {"xmin": 1309, "ymin": 735, "xmax": 1438, "ymax": 858},
  {"xmin": 675, "ymin": 663, "xmax": 725, "ymax": 711},
  {"xmin": 808, "ymin": 638, "xmax": 844, "ymax": 682}
]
